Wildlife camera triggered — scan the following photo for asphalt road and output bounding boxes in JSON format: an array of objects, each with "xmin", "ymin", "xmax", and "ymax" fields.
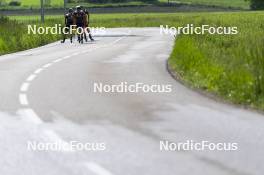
[{"xmin": 0, "ymin": 28, "xmax": 263, "ymax": 175}]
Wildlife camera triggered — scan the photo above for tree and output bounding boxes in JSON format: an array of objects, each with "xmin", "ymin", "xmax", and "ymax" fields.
[{"xmin": 248, "ymin": 0, "xmax": 264, "ymax": 10}]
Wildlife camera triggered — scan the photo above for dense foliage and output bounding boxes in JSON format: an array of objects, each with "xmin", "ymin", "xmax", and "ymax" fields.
[{"xmin": 249, "ymin": 0, "xmax": 264, "ymax": 10}]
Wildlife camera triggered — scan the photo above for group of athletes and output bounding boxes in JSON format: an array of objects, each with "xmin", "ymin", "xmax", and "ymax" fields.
[{"xmin": 61, "ymin": 5, "xmax": 94, "ymax": 44}]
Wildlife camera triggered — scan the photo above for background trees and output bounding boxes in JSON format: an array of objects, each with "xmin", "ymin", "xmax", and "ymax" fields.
[{"xmin": 248, "ymin": 0, "xmax": 264, "ymax": 10}]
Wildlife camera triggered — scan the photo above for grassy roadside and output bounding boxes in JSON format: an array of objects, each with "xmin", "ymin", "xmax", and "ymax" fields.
[
  {"xmin": 0, "ymin": 16, "xmax": 61, "ymax": 55},
  {"xmin": 3, "ymin": 12, "xmax": 264, "ymax": 110},
  {"xmin": 168, "ymin": 12, "xmax": 264, "ymax": 110}
]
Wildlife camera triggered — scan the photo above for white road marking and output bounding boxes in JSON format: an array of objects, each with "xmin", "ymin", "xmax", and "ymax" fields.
[
  {"xmin": 20, "ymin": 36, "xmax": 126, "ymax": 107},
  {"xmin": 53, "ymin": 58, "xmax": 63, "ymax": 63},
  {"xmin": 85, "ymin": 162, "xmax": 113, "ymax": 175},
  {"xmin": 34, "ymin": 68, "xmax": 43, "ymax": 74},
  {"xmin": 43, "ymin": 63, "xmax": 53, "ymax": 68},
  {"xmin": 19, "ymin": 93, "xmax": 29, "ymax": 106},
  {"xmin": 26, "ymin": 74, "xmax": 36, "ymax": 82},
  {"xmin": 63, "ymin": 55, "xmax": 70, "ymax": 59},
  {"xmin": 20, "ymin": 82, "xmax": 30, "ymax": 92},
  {"xmin": 18, "ymin": 108, "xmax": 43, "ymax": 124},
  {"xmin": 16, "ymin": 35, "xmax": 127, "ymax": 161},
  {"xmin": 111, "ymin": 37, "xmax": 124, "ymax": 45}
]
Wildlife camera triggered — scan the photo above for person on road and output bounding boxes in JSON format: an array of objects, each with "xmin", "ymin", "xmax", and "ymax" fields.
[
  {"xmin": 61, "ymin": 8, "xmax": 74, "ymax": 43},
  {"xmin": 73, "ymin": 6, "xmax": 86, "ymax": 44},
  {"xmin": 83, "ymin": 8, "xmax": 94, "ymax": 42}
]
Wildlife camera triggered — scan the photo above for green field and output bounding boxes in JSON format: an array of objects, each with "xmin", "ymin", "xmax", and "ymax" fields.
[
  {"xmin": 2, "ymin": 0, "xmax": 148, "ymax": 8},
  {"xmin": 3, "ymin": 11, "xmax": 264, "ymax": 110},
  {"xmin": 3, "ymin": 0, "xmax": 250, "ymax": 9},
  {"xmin": 161, "ymin": 0, "xmax": 250, "ymax": 9},
  {"xmin": 7, "ymin": 0, "xmax": 63, "ymax": 6}
]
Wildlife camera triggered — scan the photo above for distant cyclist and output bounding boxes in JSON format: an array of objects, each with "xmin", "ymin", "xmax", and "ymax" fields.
[
  {"xmin": 73, "ymin": 6, "xmax": 86, "ymax": 43},
  {"xmin": 83, "ymin": 8, "xmax": 94, "ymax": 41},
  {"xmin": 61, "ymin": 8, "xmax": 74, "ymax": 43}
]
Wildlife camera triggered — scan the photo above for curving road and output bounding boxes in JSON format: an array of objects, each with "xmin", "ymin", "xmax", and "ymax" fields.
[{"xmin": 0, "ymin": 28, "xmax": 264, "ymax": 175}]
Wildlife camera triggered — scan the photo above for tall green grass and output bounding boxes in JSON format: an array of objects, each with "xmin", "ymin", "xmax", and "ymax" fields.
[
  {"xmin": 168, "ymin": 12, "xmax": 264, "ymax": 109},
  {"xmin": 0, "ymin": 16, "xmax": 62, "ymax": 55}
]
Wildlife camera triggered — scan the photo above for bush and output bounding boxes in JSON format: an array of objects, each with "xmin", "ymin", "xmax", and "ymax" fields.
[
  {"xmin": 0, "ymin": 16, "xmax": 8, "ymax": 23},
  {"xmin": 249, "ymin": 0, "xmax": 264, "ymax": 10},
  {"xmin": 8, "ymin": 1, "xmax": 21, "ymax": 6}
]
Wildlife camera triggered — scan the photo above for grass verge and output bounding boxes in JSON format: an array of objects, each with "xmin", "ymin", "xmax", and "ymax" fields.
[
  {"xmin": 0, "ymin": 16, "xmax": 61, "ymax": 55},
  {"xmin": 167, "ymin": 12, "xmax": 264, "ymax": 110}
]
